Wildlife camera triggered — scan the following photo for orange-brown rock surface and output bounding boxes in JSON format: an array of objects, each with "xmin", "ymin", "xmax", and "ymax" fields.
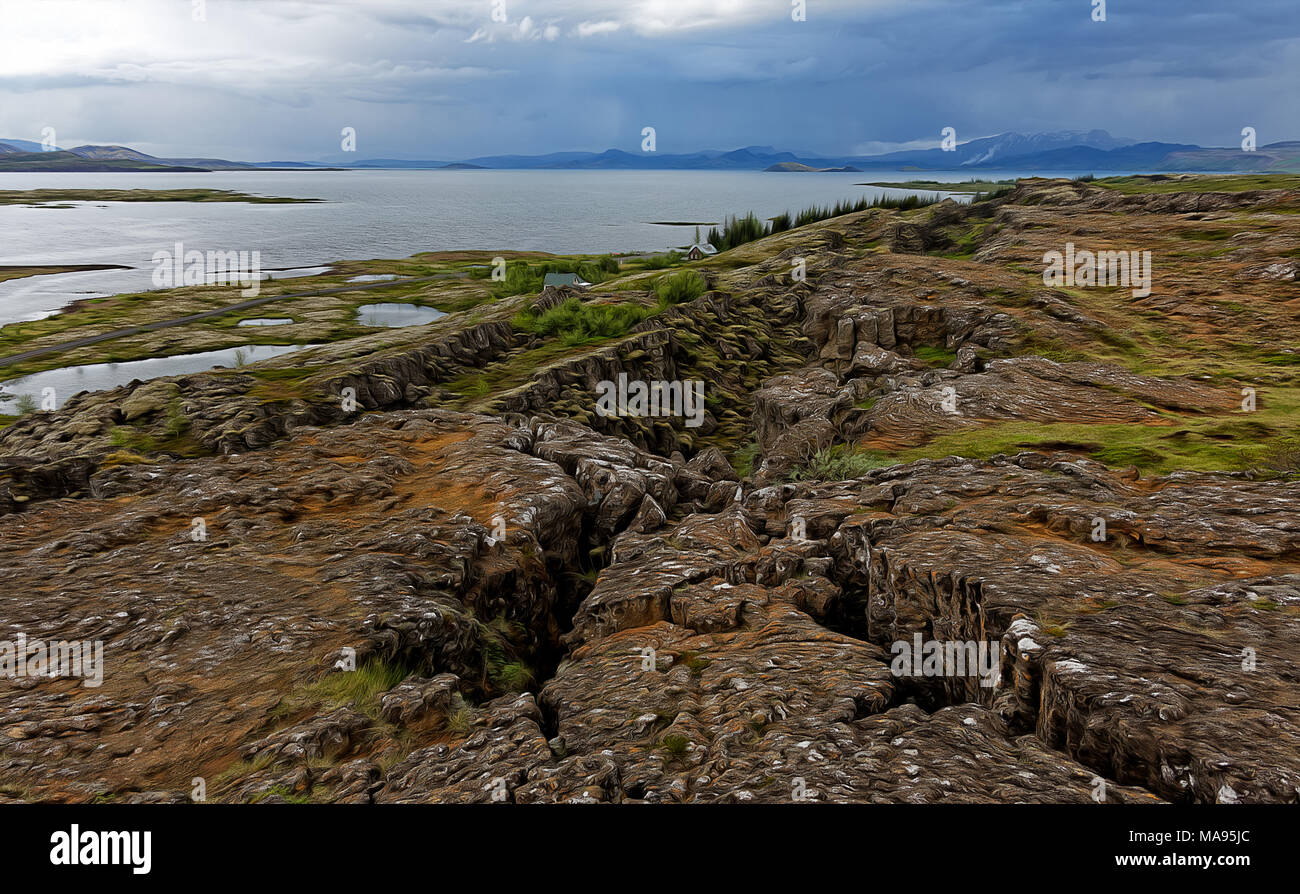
[{"xmin": 2, "ymin": 177, "xmax": 1298, "ymax": 803}]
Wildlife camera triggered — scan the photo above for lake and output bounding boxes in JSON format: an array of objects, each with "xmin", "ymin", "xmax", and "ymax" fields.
[{"xmin": 0, "ymin": 168, "xmax": 1097, "ymax": 326}]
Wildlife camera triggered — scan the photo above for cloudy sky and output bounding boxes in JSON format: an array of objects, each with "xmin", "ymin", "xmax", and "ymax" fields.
[{"xmin": 1, "ymin": 0, "xmax": 1296, "ymax": 161}]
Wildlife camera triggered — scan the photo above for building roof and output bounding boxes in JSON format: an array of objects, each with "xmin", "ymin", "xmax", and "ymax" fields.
[
  {"xmin": 543, "ymin": 272, "xmax": 587, "ymax": 287},
  {"xmin": 687, "ymin": 243, "xmax": 718, "ymax": 255}
]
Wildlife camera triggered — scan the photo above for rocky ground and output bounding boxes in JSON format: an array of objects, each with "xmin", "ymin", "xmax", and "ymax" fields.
[{"xmin": 0, "ymin": 176, "xmax": 1297, "ymax": 803}]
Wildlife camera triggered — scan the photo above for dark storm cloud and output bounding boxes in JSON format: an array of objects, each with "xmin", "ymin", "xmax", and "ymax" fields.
[{"xmin": 0, "ymin": 0, "xmax": 1294, "ymax": 160}]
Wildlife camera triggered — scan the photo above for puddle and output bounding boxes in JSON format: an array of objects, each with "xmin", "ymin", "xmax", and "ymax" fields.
[
  {"xmin": 268, "ymin": 266, "xmax": 334, "ymax": 280},
  {"xmin": 347, "ymin": 274, "xmax": 399, "ymax": 283},
  {"xmin": 237, "ymin": 318, "xmax": 295, "ymax": 327},
  {"xmin": 355, "ymin": 303, "xmax": 446, "ymax": 327},
  {"xmin": 0, "ymin": 343, "xmax": 317, "ymax": 413}
]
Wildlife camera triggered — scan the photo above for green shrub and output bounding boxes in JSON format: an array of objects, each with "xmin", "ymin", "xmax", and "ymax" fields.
[
  {"xmin": 653, "ymin": 270, "xmax": 706, "ymax": 305},
  {"xmin": 787, "ymin": 445, "xmax": 896, "ymax": 481},
  {"xmin": 513, "ymin": 297, "xmax": 654, "ymax": 344}
]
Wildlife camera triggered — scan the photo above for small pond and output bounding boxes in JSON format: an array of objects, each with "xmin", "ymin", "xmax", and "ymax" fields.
[
  {"xmin": 237, "ymin": 318, "xmax": 295, "ymax": 327},
  {"xmin": 355, "ymin": 303, "xmax": 446, "ymax": 327},
  {"xmin": 0, "ymin": 343, "xmax": 316, "ymax": 413}
]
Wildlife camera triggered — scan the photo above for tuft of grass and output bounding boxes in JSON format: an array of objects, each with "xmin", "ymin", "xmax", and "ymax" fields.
[
  {"xmin": 660, "ymin": 734, "xmax": 689, "ymax": 757},
  {"xmin": 164, "ymin": 398, "xmax": 189, "ymax": 438},
  {"xmin": 303, "ymin": 658, "xmax": 411, "ymax": 718},
  {"xmin": 786, "ymin": 445, "xmax": 896, "ymax": 481},
  {"xmin": 730, "ymin": 441, "xmax": 760, "ymax": 478},
  {"xmin": 912, "ymin": 345, "xmax": 957, "ymax": 367},
  {"xmin": 653, "ymin": 270, "xmax": 707, "ymax": 305},
  {"xmin": 251, "ymin": 784, "xmax": 313, "ymax": 805},
  {"xmin": 211, "ymin": 752, "xmax": 276, "ymax": 794},
  {"xmin": 491, "ymin": 660, "xmax": 535, "ymax": 692},
  {"xmin": 445, "ymin": 697, "xmax": 476, "ymax": 735},
  {"xmin": 686, "ymin": 656, "xmax": 711, "ymax": 676},
  {"xmin": 1035, "ymin": 613, "xmax": 1071, "ymax": 637}
]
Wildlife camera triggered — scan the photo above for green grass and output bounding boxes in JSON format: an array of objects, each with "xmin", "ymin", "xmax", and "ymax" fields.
[
  {"xmin": 472, "ymin": 255, "xmax": 620, "ymax": 299},
  {"xmin": 912, "ymin": 345, "xmax": 957, "ymax": 367},
  {"xmin": 632, "ymin": 251, "xmax": 684, "ymax": 271},
  {"xmin": 1095, "ymin": 174, "xmax": 1300, "ymax": 195},
  {"xmin": 443, "ymin": 339, "xmax": 614, "ymax": 406},
  {"xmin": 512, "ymin": 297, "xmax": 655, "ymax": 346},
  {"xmin": 860, "ymin": 393, "xmax": 1300, "ymax": 475},
  {"xmin": 941, "ymin": 221, "xmax": 989, "ymax": 259}
]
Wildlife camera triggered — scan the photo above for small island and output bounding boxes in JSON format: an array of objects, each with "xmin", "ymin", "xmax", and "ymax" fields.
[
  {"xmin": 0, "ymin": 188, "xmax": 322, "ymax": 206},
  {"xmin": 858, "ymin": 178, "xmax": 1016, "ymax": 192},
  {"xmin": 765, "ymin": 162, "xmax": 862, "ymax": 172}
]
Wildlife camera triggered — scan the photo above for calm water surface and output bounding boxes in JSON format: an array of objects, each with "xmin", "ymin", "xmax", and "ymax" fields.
[
  {"xmin": 0, "ymin": 168, "xmax": 1020, "ymax": 324},
  {"xmin": 0, "ymin": 344, "xmax": 316, "ymax": 414}
]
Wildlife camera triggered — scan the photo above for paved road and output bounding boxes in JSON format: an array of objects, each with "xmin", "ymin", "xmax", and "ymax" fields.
[{"xmin": 0, "ymin": 275, "xmax": 444, "ymax": 368}]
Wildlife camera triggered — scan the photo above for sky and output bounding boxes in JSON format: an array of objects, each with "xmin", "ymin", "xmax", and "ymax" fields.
[{"xmin": 0, "ymin": 0, "xmax": 1297, "ymax": 161}]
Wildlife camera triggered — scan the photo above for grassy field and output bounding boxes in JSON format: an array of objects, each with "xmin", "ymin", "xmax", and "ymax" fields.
[
  {"xmin": 0, "ymin": 250, "xmax": 702, "ymax": 382},
  {"xmin": 1095, "ymin": 174, "xmax": 1300, "ymax": 194}
]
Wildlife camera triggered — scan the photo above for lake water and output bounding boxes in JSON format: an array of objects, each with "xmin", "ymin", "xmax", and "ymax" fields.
[
  {"xmin": 0, "ymin": 168, "xmax": 1094, "ymax": 326},
  {"xmin": 0, "ymin": 343, "xmax": 315, "ymax": 414}
]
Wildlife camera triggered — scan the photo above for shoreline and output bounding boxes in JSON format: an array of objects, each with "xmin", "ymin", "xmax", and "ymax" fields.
[{"xmin": 0, "ymin": 263, "xmax": 133, "ymax": 285}]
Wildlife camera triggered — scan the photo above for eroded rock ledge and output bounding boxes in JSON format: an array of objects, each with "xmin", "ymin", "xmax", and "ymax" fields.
[{"xmin": 1, "ymin": 409, "xmax": 1294, "ymax": 803}]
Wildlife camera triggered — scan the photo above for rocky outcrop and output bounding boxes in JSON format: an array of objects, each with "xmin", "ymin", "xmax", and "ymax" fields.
[{"xmin": 2, "ymin": 177, "xmax": 1298, "ymax": 803}]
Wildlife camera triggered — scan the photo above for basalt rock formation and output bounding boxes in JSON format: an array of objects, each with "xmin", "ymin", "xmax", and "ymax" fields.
[{"xmin": 1, "ymin": 177, "xmax": 1297, "ymax": 803}]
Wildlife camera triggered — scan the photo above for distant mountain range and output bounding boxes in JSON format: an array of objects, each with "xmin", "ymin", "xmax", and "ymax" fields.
[
  {"xmin": 2, "ymin": 131, "xmax": 1298, "ymax": 173},
  {"xmin": 0, "ymin": 142, "xmax": 341, "ymax": 172}
]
